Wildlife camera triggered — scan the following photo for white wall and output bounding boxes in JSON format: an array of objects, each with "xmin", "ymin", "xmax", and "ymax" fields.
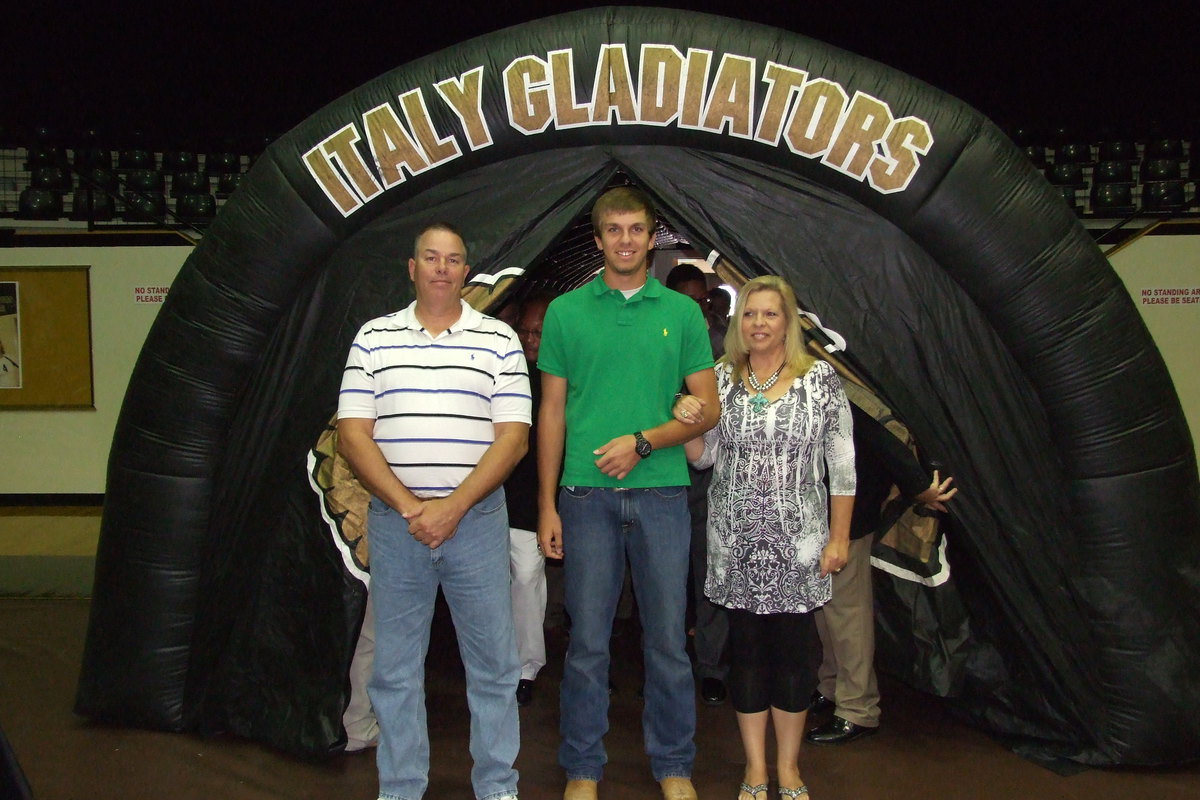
[
  {"xmin": 0, "ymin": 245, "xmax": 191, "ymax": 493},
  {"xmin": 1106, "ymin": 226, "xmax": 1200, "ymax": 457}
]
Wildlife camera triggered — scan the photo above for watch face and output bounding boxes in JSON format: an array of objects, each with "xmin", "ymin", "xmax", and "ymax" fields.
[{"xmin": 634, "ymin": 432, "xmax": 652, "ymax": 457}]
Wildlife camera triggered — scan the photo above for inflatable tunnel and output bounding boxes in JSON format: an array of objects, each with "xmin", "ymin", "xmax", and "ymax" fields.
[{"xmin": 76, "ymin": 6, "xmax": 1200, "ymax": 766}]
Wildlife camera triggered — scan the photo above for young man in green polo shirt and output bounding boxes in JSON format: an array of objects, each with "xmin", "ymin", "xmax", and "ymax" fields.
[{"xmin": 537, "ymin": 187, "xmax": 720, "ymax": 800}]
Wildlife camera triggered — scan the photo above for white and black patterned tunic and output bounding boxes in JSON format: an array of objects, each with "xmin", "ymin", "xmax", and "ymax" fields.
[{"xmin": 693, "ymin": 360, "xmax": 855, "ymax": 614}]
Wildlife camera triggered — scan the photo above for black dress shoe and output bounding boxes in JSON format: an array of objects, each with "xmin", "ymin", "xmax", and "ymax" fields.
[
  {"xmin": 808, "ymin": 690, "xmax": 835, "ymax": 714},
  {"xmin": 515, "ymin": 679, "xmax": 534, "ymax": 707},
  {"xmin": 700, "ymin": 677, "xmax": 727, "ymax": 706},
  {"xmin": 805, "ymin": 716, "xmax": 878, "ymax": 745}
]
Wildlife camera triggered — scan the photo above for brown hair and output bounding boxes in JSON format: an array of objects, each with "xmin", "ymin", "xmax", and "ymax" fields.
[
  {"xmin": 590, "ymin": 187, "xmax": 655, "ymax": 236},
  {"xmin": 412, "ymin": 222, "xmax": 466, "ymax": 260}
]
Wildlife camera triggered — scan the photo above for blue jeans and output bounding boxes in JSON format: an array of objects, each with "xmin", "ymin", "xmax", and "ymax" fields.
[
  {"xmin": 557, "ymin": 485, "xmax": 695, "ymax": 782},
  {"xmin": 368, "ymin": 488, "xmax": 520, "ymax": 800}
]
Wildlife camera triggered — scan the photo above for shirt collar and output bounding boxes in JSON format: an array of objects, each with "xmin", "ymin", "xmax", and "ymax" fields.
[
  {"xmin": 398, "ymin": 298, "xmax": 481, "ymax": 335},
  {"xmin": 589, "ymin": 271, "xmax": 664, "ymax": 300}
]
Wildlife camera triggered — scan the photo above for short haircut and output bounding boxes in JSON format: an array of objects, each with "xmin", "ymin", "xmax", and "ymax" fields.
[
  {"xmin": 590, "ymin": 186, "xmax": 656, "ymax": 236},
  {"xmin": 665, "ymin": 263, "xmax": 706, "ymax": 290},
  {"xmin": 412, "ymin": 222, "xmax": 466, "ymax": 260}
]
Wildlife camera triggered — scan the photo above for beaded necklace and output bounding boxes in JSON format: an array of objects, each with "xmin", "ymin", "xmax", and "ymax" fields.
[{"xmin": 746, "ymin": 361, "xmax": 786, "ymax": 413}]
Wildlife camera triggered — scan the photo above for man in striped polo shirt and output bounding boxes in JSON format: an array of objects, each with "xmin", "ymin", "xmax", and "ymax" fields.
[{"xmin": 337, "ymin": 223, "xmax": 531, "ymax": 800}]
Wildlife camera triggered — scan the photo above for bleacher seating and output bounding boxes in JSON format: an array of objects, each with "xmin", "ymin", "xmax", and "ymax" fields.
[
  {"xmin": 70, "ymin": 186, "xmax": 115, "ymax": 222},
  {"xmin": 1094, "ymin": 160, "xmax": 1134, "ymax": 185},
  {"xmin": 1046, "ymin": 161, "xmax": 1086, "ymax": 187},
  {"xmin": 215, "ymin": 171, "xmax": 242, "ymax": 198},
  {"xmin": 1098, "ymin": 139, "xmax": 1138, "ymax": 162},
  {"xmin": 170, "ymin": 171, "xmax": 209, "ymax": 197},
  {"xmin": 1142, "ymin": 180, "xmax": 1187, "ymax": 213},
  {"xmin": 0, "ymin": 126, "xmax": 1194, "ymax": 228},
  {"xmin": 162, "ymin": 150, "xmax": 199, "ymax": 174},
  {"xmin": 1091, "ymin": 183, "xmax": 1136, "ymax": 215},
  {"xmin": 117, "ymin": 145, "xmax": 157, "ymax": 171}
]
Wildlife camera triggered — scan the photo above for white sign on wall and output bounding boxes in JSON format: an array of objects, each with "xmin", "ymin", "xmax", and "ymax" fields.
[
  {"xmin": 133, "ymin": 285, "xmax": 170, "ymax": 304},
  {"xmin": 1139, "ymin": 286, "xmax": 1200, "ymax": 306}
]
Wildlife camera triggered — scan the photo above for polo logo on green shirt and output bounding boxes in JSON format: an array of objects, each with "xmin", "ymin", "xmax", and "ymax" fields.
[{"xmin": 663, "ymin": 328, "xmax": 669, "ymax": 337}]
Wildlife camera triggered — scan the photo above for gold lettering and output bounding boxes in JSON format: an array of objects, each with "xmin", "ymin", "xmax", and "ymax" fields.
[
  {"xmin": 504, "ymin": 56, "xmax": 552, "ymax": 134},
  {"xmin": 435, "ymin": 67, "xmax": 493, "ymax": 150},
  {"xmin": 550, "ymin": 49, "xmax": 590, "ymax": 128},
  {"xmin": 755, "ymin": 62, "xmax": 808, "ymax": 145},
  {"xmin": 701, "ymin": 54, "xmax": 755, "ymax": 137},
  {"xmin": 592, "ymin": 44, "xmax": 638, "ymax": 123},
  {"xmin": 824, "ymin": 91, "xmax": 892, "ymax": 178},
  {"xmin": 305, "ymin": 125, "xmax": 380, "ymax": 216},
  {"xmin": 784, "ymin": 78, "xmax": 847, "ymax": 157},
  {"xmin": 868, "ymin": 116, "xmax": 933, "ymax": 193},
  {"xmin": 398, "ymin": 88, "xmax": 460, "ymax": 167},
  {"xmin": 680, "ymin": 48, "xmax": 712, "ymax": 129},
  {"xmin": 362, "ymin": 103, "xmax": 430, "ymax": 188},
  {"xmin": 303, "ymin": 145, "xmax": 361, "ymax": 217},
  {"xmin": 639, "ymin": 44, "xmax": 684, "ymax": 125}
]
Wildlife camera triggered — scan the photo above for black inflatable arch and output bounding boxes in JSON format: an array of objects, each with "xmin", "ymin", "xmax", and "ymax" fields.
[{"xmin": 78, "ymin": 7, "xmax": 1200, "ymax": 765}]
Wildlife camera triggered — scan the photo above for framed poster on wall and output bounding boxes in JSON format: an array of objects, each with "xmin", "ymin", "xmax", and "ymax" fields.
[{"xmin": 0, "ymin": 267, "xmax": 94, "ymax": 408}]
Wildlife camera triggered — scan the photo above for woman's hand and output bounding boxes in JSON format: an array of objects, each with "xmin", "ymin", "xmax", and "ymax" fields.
[
  {"xmin": 672, "ymin": 393, "xmax": 706, "ymax": 425},
  {"xmin": 819, "ymin": 537, "xmax": 849, "ymax": 578}
]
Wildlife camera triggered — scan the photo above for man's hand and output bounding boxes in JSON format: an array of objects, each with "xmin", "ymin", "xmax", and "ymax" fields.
[
  {"xmin": 914, "ymin": 470, "xmax": 957, "ymax": 512},
  {"xmin": 594, "ymin": 434, "xmax": 641, "ymax": 480},
  {"xmin": 404, "ymin": 496, "xmax": 467, "ymax": 549},
  {"xmin": 538, "ymin": 508, "xmax": 564, "ymax": 560}
]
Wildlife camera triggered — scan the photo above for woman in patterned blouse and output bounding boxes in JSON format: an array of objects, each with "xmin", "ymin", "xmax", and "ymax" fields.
[{"xmin": 678, "ymin": 276, "xmax": 855, "ymax": 800}]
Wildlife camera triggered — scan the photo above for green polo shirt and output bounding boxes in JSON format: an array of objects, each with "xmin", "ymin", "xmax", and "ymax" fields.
[{"xmin": 539, "ymin": 272, "xmax": 714, "ymax": 488}]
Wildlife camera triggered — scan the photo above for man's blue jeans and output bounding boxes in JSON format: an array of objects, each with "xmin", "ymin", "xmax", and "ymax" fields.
[
  {"xmin": 368, "ymin": 487, "xmax": 520, "ymax": 800},
  {"xmin": 557, "ymin": 485, "xmax": 696, "ymax": 782}
]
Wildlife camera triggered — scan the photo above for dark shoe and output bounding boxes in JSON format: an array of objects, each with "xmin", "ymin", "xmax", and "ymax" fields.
[
  {"xmin": 516, "ymin": 679, "xmax": 534, "ymax": 707},
  {"xmin": 805, "ymin": 715, "xmax": 878, "ymax": 745},
  {"xmin": 608, "ymin": 678, "xmax": 616, "ymax": 696},
  {"xmin": 808, "ymin": 690, "xmax": 834, "ymax": 714},
  {"xmin": 700, "ymin": 677, "xmax": 727, "ymax": 706}
]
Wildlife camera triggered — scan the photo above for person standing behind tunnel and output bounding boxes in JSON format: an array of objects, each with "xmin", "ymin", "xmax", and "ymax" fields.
[
  {"xmin": 506, "ymin": 290, "xmax": 558, "ymax": 708},
  {"xmin": 806, "ymin": 404, "xmax": 956, "ymax": 745},
  {"xmin": 664, "ymin": 263, "xmax": 729, "ymax": 708}
]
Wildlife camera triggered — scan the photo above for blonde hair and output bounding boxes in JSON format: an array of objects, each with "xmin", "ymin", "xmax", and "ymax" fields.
[{"xmin": 722, "ymin": 275, "xmax": 815, "ymax": 378}]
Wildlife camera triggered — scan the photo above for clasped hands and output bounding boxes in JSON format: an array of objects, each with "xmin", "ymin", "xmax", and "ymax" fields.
[{"xmin": 403, "ymin": 496, "xmax": 466, "ymax": 548}]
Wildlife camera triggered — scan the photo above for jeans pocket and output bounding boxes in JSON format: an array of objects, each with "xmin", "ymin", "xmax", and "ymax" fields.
[
  {"xmin": 561, "ymin": 485, "xmax": 596, "ymax": 501},
  {"xmin": 475, "ymin": 487, "xmax": 506, "ymax": 516},
  {"xmin": 649, "ymin": 485, "xmax": 686, "ymax": 500},
  {"xmin": 368, "ymin": 496, "xmax": 389, "ymax": 516}
]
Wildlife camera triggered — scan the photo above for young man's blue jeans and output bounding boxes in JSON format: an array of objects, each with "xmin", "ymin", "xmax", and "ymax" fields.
[
  {"xmin": 557, "ymin": 485, "xmax": 696, "ymax": 782},
  {"xmin": 368, "ymin": 487, "xmax": 520, "ymax": 800}
]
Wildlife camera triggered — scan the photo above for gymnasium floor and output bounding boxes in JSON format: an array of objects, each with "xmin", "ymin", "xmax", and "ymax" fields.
[{"xmin": 2, "ymin": 597, "xmax": 1198, "ymax": 800}]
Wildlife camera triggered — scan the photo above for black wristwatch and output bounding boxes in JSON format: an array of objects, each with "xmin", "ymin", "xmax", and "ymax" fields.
[{"xmin": 633, "ymin": 431, "xmax": 652, "ymax": 458}]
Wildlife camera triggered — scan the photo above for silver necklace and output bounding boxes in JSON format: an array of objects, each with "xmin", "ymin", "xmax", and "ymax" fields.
[{"xmin": 747, "ymin": 361, "xmax": 785, "ymax": 413}]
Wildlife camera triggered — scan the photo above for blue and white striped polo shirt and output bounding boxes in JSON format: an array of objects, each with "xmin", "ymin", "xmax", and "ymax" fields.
[{"xmin": 337, "ymin": 299, "xmax": 531, "ymax": 498}]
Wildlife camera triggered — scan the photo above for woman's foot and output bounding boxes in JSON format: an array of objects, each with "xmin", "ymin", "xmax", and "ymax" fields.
[
  {"xmin": 738, "ymin": 781, "xmax": 768, "ymax": 800},
  {"xmin": 776, "ymin": 766, "xmax": 807, "ymax": 798}
]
